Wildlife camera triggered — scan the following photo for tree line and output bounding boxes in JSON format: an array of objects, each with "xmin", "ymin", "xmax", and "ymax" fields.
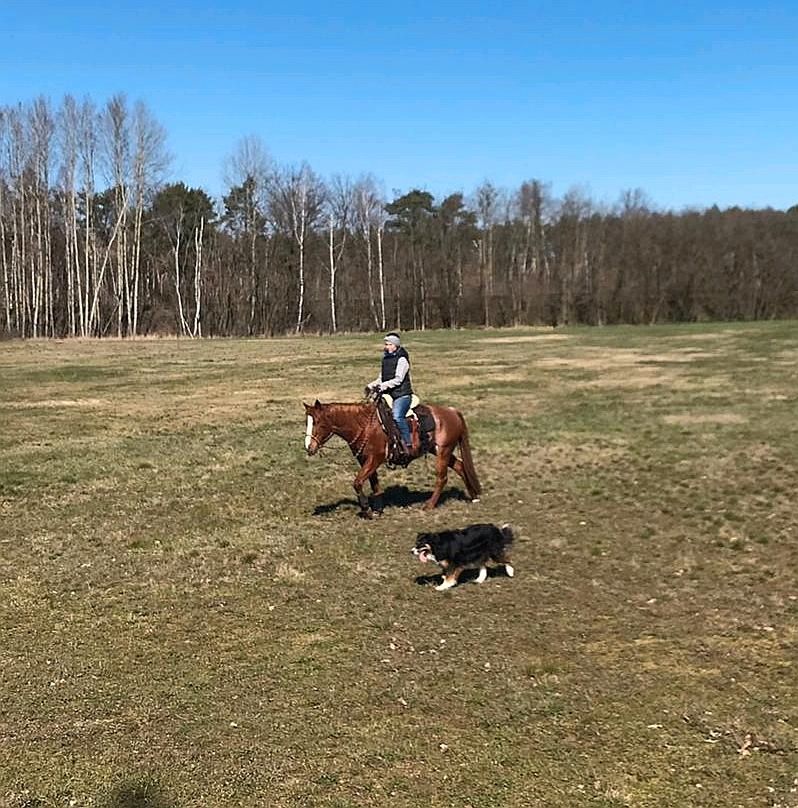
[{"xmin": 2, "ymin": 94, "xmax": 797, "ymax": 339}]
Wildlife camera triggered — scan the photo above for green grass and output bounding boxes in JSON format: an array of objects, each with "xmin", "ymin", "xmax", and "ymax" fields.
[{"xmin": 1, "ymin": 322, "xmax": 797, "ymax": 807}]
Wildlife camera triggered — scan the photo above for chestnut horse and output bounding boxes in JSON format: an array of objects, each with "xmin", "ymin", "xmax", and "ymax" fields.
[{"xmin": 303, "ymin": 398, "xmax": 481, "ymax": 516}]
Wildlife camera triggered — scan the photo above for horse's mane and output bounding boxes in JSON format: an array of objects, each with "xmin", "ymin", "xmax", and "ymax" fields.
[
  {"xmin": 315, "ymin": 401, "xmax": 377, "ymax": 425},
  {"xmin": 320, "ymin": 401, "xmax": 373, "ymax": 413}
]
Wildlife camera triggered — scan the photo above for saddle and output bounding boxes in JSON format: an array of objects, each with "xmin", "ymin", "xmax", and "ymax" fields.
[{"xmin": 377, "ymin": 394, "xmax": 435, "ymax": 465}]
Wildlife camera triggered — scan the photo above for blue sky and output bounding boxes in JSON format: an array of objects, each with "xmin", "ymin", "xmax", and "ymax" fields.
[{"xmin": 2, "ymin": 0, "xmax": 796, "ymax": 210}]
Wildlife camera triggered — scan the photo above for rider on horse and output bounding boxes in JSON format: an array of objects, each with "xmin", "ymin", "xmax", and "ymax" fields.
[
  {"xmin": 366, "ymin": 332, "xmax": 415, "ymax": 463},
  {"xmin": 306, "ymin": 332, "xmax": 481, "ymax": 514}
]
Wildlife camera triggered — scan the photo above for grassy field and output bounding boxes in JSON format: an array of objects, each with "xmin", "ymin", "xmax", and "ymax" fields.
[{"xmin": 1, "ymin": 322, "xmax": 797, "ymax": 808}]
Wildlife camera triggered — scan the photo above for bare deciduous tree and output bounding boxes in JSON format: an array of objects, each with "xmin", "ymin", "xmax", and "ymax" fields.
[
  {"xmin": 267, "ymin": 162, "xmax": 325, "ymax": 333},
  {"xmin": 131, "ymin": 101, "xmax": 169, "ymax": 335},
  {"xmin": 222, "ymin": 136, "xmax": 273, "ymax": 334},
  {"xmin": 326, "ymin": 174, "xmax": 356, "ymax": 332},
  {"xmin": 353, "ymin": 174, "xmax": 386, "ymax": 330}
]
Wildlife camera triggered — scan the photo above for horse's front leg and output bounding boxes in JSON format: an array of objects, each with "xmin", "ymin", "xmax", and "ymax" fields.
[
  {"xmin": 353, "ymin": 458, "xmax": 381, "ymax": 518},
  {"xmin": 369, "ymin": 471, "xmax": 383, "ymax": 514},
  {"xmin": 423, "ymin": 449, "xmax": 451, "ymax": 510}
]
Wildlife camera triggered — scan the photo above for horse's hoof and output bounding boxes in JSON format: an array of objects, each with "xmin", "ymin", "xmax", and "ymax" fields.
[{"xmin": 358, "ymin": 510, "xmax": 374, "ymax": 520}]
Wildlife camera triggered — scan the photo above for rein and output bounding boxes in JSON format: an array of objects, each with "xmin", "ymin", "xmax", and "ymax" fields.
[{"xmin": 348, "ymin": 404, "xmax": 380, "ymax": 458}]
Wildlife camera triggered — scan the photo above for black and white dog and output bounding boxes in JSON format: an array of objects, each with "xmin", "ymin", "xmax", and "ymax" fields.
[{"xmin": 412, "ymin": 523, "xmax": 515, "ymax": 591}]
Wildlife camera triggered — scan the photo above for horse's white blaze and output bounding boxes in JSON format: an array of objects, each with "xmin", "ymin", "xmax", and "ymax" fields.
[{"xmin": 305, "ymin": 415, "xmax": 314, "ymax": 450}]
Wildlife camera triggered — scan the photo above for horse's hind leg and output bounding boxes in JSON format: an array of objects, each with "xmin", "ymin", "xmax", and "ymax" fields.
[
  {"xmin": 423, "ymin": 449, "xmax": 452, "ymax": 510},
  {"xmin": 447, "ymin": 454, "xmax": 478, "ymax": 502},
  {"xmin": 447, "ymin": 454, "xmax": 466, "ymax": 486}
]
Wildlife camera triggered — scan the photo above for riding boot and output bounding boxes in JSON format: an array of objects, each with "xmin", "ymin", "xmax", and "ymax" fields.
[
  {"xmin": 390, "ymin": 440, "xmax": 412, "ymax": 466},
  {"xmin": 398, "ymin": 440, "xmax": 415, "ymax": 465}
]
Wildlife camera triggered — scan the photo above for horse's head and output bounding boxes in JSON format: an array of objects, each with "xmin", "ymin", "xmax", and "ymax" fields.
[{"xmin": 303, "ymin": 399, "xmax": 333, "ymax": 456}]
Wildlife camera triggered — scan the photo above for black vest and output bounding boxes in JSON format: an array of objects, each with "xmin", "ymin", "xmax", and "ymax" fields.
[{"xmin": 381, "ymin": 347, "xmax": 413, "ymax": 397}]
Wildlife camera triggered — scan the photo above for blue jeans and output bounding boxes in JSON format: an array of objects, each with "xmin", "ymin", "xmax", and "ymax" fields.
[{"xmin": 392, "ymin": 395, "xmax": 412, "ymax": 447}]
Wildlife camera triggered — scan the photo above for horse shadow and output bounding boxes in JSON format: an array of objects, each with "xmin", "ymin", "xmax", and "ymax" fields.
[{"xmin": 313, "ymin": 484, "xmax": 469, "ymax": 516}]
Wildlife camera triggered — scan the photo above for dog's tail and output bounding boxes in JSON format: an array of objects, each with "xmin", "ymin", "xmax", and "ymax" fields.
[{"xmin": 500, "ymin": 523, "xmax": 515, "ymax": 545}]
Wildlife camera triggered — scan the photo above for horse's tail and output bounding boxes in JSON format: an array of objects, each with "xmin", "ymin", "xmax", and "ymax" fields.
[{"xmin": 456, "ymin": 411, "xmax": 482, "ymax": 500}]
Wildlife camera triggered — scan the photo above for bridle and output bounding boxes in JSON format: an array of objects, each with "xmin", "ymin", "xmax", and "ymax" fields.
[
  {"xmin": 306, "ymin": 421, "xmax": 333, "ymax": 455},
  {"xmin": 305, "ymin": 403, "xmax": 381, "ymax": 459}
]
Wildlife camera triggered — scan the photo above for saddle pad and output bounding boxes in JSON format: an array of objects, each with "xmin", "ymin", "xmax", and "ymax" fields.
[{"xmin": 381, "ymin": 393, "xmax": 421, "ymax": 413}]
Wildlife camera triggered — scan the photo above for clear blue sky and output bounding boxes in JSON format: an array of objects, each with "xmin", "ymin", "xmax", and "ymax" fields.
[{"xmin": 2, "ymin": 0, "xmax": 796, "ymax": 211}]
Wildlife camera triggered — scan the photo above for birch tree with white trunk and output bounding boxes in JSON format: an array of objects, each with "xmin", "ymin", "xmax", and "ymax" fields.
[
  {"xmin": 325, "ymin": 174, "xmax": 353, "ymax": 333},
  {"xmin": 267, "ymin": 162, "xmax": 325, "ymax": 333},
  {"xmin": 102, "ymin": 94, "xmax": 131, "ymax": 337},
  {"xmin": 475, "ymin": 180, "xmax": 500, "ymax": 327},
  {"xmin": 353, "ymin": 174, "xmax": 387, "ymax": 330},
  {"xmin": 130, "ymin": 101, "xmax": 169, "ymax": 336},
  {"xmin": 222, "ymin": 136, "xmax": 273, "ymax": 334}
]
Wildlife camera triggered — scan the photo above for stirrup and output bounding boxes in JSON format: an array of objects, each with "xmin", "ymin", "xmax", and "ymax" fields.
[
  {"xmin": 388, "ymin": 442, "xmax": 412, "ymax": 467},
  {"xmin": 399, "ymin": 442, "xmax": 416, "ymax": 465}
]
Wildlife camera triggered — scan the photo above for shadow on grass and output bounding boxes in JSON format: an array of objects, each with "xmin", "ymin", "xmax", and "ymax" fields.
[
  {"xmin": 415, "ymin": 565, "xmax": 514, "ymax": 588},
  {"xmin": 313, "ymin": 484, "xmax": 469, "ymax": 516},
  {"xmin": 101, "ymin": 777, "xmax": 174, "ymax": 808}
]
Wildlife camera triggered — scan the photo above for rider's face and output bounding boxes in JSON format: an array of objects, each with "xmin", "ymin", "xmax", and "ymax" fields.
[{"xmin": 384, "ymin": 341, "xmax": 397, "ymax": 353}]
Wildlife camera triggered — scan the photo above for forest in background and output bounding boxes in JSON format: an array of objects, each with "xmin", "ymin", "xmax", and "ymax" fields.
[{"xmin": 2, "ymin": 94, "xmax": 797, "ymax": 339}]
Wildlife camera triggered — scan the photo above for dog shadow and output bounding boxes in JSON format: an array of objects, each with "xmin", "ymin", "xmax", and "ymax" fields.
[
  {"xmin": 313, "ymin": 485, "xmax": 468, "ymax": 516},
  {"xmin": 415, "ymin": 565, "xmax": 512, "ymax": 588}
]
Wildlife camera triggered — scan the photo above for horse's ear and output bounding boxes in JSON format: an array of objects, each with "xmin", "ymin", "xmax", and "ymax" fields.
[
  {"xmin": 302, "ymin": 401, "xmax": 310, "ymax": 411},
  {"xmin": 314, "ymin": 399, "xmax": 321, "ymax": 408}
]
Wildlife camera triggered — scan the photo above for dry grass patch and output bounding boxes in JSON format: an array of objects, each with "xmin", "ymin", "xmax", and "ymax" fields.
[
  {"xmin": 273, "ymin": 562, "xmax": 307, "ymax": 583},
  {"xmin": 481, "ymin": 332, "xmax": 571, "ymax": 343},
  {"xmin": 1, "ymin": 397, "xmax": 110, "ymax": 409},
  {"xmin": 536, "ymin": 347, "xmax": 719, "ymax": 372},
  {"xmin": 662, "ymin": 413, "xmax": 748, "ymax": 425}
]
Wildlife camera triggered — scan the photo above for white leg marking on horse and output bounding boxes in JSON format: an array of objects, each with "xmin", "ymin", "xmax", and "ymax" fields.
[
  {"xmin": 305, "ymin": 415, "xmax": 314, "ymax": 450},
  {"xmin": 476, "ymin": 566, "xmax": 487, "ymax": 584},
  {"xmin": 505, "ymin": 564, "xmax": 515, "ymax": 578}
]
